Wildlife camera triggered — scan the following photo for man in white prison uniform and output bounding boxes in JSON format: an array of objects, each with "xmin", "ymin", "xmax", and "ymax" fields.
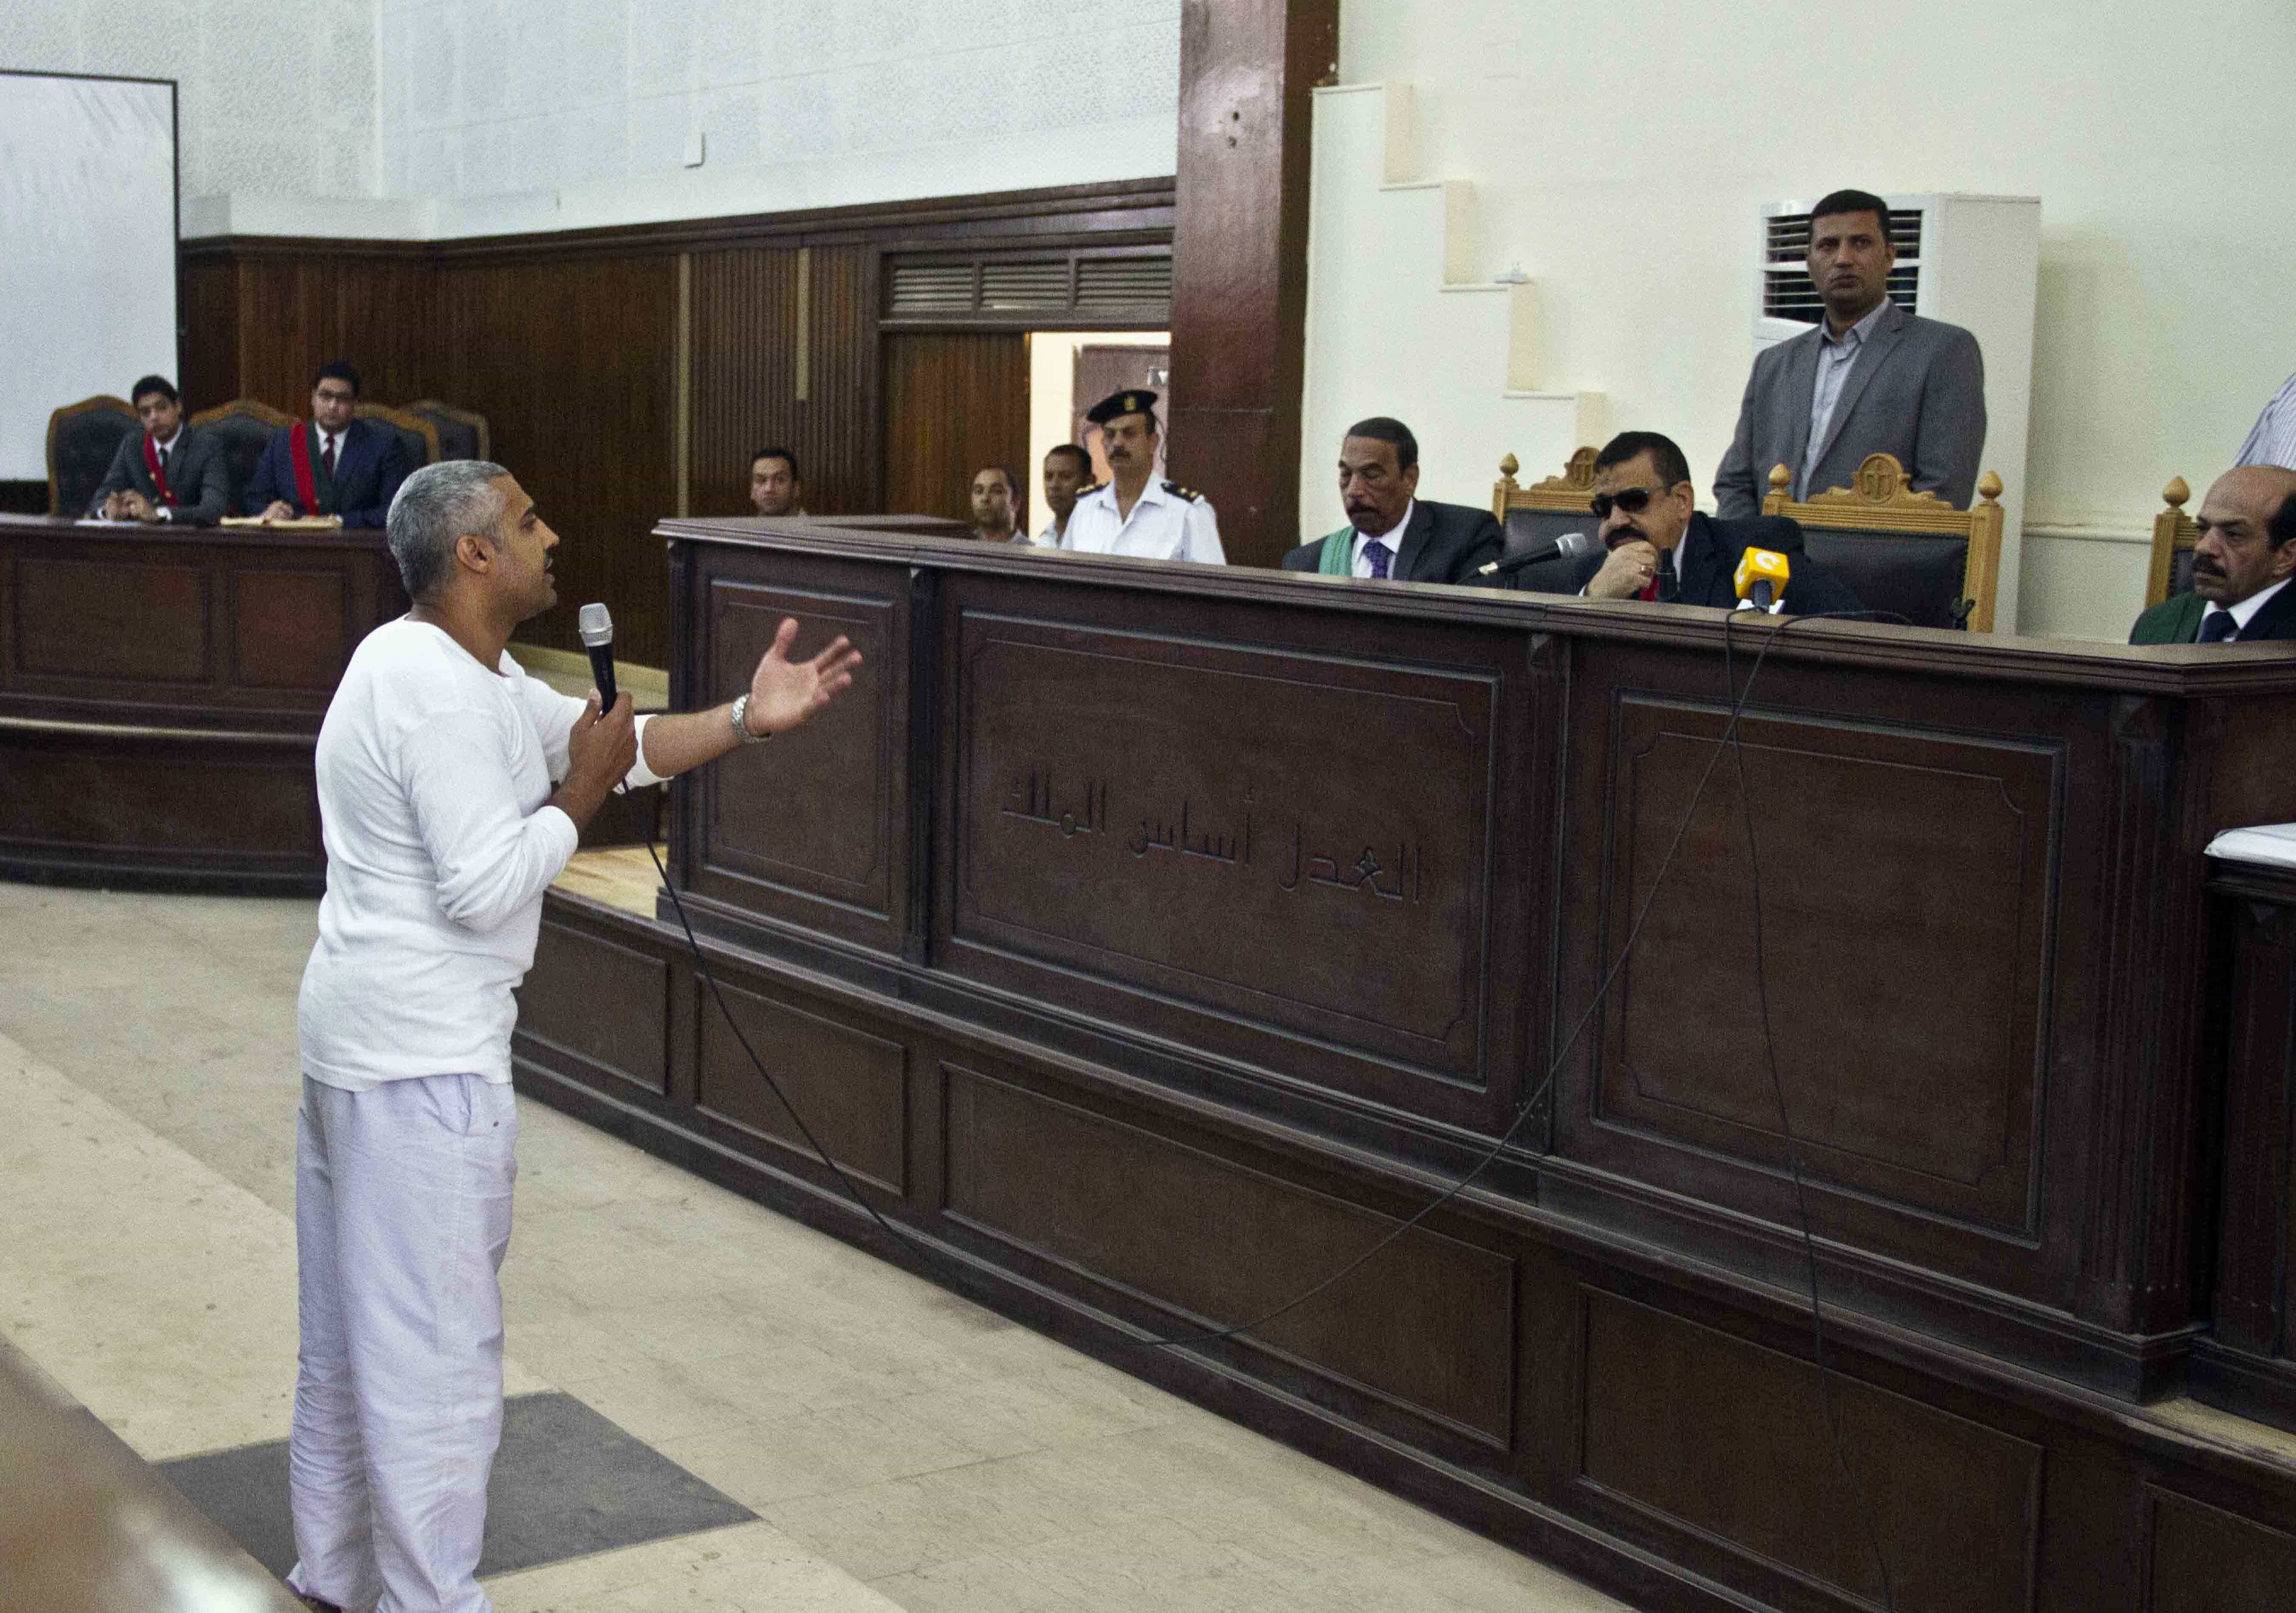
[{"xmin": 286, "ymin": 460, "xmax": 860, "ymax": 1613}]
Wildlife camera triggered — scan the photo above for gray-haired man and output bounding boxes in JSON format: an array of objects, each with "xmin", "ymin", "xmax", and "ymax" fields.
[{"xmin": 286, "ymin": 461, "xmax": 860, "ymax": 1613}]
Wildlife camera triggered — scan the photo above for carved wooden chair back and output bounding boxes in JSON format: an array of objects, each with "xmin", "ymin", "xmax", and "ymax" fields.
[
  {"xmin": 2143, "ymin": 478, "xmax": 2199, "ymax": 607},
  {"xmin": 403, "ymin": 399, "xmax": 490, "ymax": 462},
  {"xmin": 1490, "ymin": 447, "xmax": 1600, "ymax": 591},
  {"xmin": 1761, "ymin": 453, "xmax": 2006, "ymax": 631},
  {"xmin": 354, "ymin": 403, "xmax": 443, "ymax": 469},
  {"xmin": 46, "ymin": 396, "xmax": 138, "ymax": 517},
  {"xmin": 187, "ymin": 399, "xmax": 296, "ymax": 514}
]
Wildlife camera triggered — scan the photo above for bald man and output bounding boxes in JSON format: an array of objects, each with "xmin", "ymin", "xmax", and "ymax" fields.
[{"xmin": 2130, "ymin": 466, "xmax": 2296, "ymax": 644}]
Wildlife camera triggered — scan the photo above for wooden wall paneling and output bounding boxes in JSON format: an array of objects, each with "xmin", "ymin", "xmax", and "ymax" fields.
[
  {"xmin": 806, "ymin": 244, "xmax": 877, "ymax": 516},
  {"xmin": 690, "ymin": 246, "xmax": 799, "ymax": 521},
  {"xmin": 880, "ymin": 332, "xmax": 1029, "ymax": 526},
  {"xmin": 178, "ymin": 258, "xmax": 241, "ymax": 412},
  {"xmin": 226, "ymin": 255, "xmax": 440, "ymax": 416},
  {"xmin": 437, "ymin": 256, "xmax": 679, "ymax": 666},
  {"xmin": 1166, "ymin": 0, "xmax": 1339, "ymax": 566}
]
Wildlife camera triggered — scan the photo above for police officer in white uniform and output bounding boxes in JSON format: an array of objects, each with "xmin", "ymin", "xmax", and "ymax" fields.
[{"xmin": 1058, "ymin": 390, "xmax": 1225, "ymax": 564}]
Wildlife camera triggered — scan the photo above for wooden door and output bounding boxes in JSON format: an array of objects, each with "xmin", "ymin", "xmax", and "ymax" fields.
[{"xmin": 881, "ymin": 333, "xmax": 1029, "ymax": 526}]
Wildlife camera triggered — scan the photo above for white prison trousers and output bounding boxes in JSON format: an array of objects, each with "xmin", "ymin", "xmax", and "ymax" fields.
[{"xmin": 286, "ymin": 1071, "xmax": 517, "ymax": 1613}]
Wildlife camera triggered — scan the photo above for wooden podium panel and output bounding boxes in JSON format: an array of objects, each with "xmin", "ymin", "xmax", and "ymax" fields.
[
  {"xmin": 0, "ymin": 514, "xmax": 404, "ymax": 891},
  {"xmin": 936, "ymin": 576, "xmax": 1540, "ymax": 1126},
  {"xmin": 517, "ymin": 518, "xmax": 2296, "ymax": 1612}
]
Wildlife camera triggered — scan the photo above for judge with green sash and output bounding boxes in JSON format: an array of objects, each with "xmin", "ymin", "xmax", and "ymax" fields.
[
  {"xmin": 1280, "ymin": 417, "xmax": 1502, "ymax": 585},
  {"xmin": 244, "ymin": 361, "xmax": 413, "ymax": 529},
  {"xmin": 2130, "ymin": 466, "xmax": 2296, "ymax": 645}
]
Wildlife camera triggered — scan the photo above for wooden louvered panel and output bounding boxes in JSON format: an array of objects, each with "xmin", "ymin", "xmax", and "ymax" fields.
[
  {"xmin": 1075, "ymin": 255, "xmax": 1172, "ymax": 315},
  {"xmin": 980, "ymin": 260, "xmax": 1071, "ymax": 311}
]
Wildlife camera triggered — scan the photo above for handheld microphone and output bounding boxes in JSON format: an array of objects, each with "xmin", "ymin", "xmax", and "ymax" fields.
[
  {"xmin": 577, "ymin": 602, "xmax": 618, "ymax": 711},
  {"xmin": 1476, "ymin": 530, "xmax": 1595, "ymax": 579},
  {"xmin": 1733, "ymin": 548, "xmax": 1791, "ymax": 614}
]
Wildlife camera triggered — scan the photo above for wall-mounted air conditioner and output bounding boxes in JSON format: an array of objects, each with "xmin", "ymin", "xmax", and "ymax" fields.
[{"xmin": 1755, "ymin": 192, "xmax": 2041, "ymax": 628}]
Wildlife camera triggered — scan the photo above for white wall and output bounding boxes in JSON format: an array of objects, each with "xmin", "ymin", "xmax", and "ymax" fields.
[
  {"xmin": 372, "ymin": 0, "xmax": 1180, "ymax": 235},
  {"xmin": 2, "ymin": 0, "xmax": 377, "ymax": 201},
  {"xmin": 5, "ymin": 0, "xmax": 1177, "ymax": 239},
  {"xmin": 1340, "ymin": 0, "xmax": 2296, "ymax": 639}
]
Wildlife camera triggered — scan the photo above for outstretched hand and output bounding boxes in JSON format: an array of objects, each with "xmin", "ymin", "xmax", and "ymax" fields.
[{"xmin": 744, "ymin": 617, "xmax": 863, "ymax": 736}]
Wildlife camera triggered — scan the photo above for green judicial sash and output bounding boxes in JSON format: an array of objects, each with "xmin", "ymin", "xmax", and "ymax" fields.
[{"xmin": 1315, "ymin": 527, "xmax": 1353, "ymax": 575}]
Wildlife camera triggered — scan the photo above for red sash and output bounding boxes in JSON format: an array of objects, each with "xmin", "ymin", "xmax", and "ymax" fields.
[
  {"xmin": 141, "ymin": 433, "xmax": 178, "ymax": 507},
  {"xmin": 287, "ymin": 423, "xmax": 320, "ymax": 514}
]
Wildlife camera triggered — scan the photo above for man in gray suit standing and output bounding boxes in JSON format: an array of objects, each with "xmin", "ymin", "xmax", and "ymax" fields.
[{"xmin": 1713, "ymin": 189, "xmax": 1986, "ymax": 518}]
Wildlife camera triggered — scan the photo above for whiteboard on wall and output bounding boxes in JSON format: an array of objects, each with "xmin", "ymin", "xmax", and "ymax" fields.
[{"xmin": 0, "ymin": 71, "xmax": 178, "ymax": 482}]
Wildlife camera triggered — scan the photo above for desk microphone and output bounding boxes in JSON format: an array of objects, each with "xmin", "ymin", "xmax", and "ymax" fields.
[
  {"xmin": 1477, "ymin": 531, "xmax": 1594, "ymax": 579},
  {"xmin": 577, "ymin": 602, "xmax": 618, "ymax": 711},
  {"xmin": 1733, "ymin": 549, "xmax": 1791, "ymax": 614}
]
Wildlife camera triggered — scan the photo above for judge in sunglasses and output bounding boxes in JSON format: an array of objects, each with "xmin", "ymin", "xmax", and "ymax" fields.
[{"xmin": 1532, "ymin": 430, "xmax": 1863, "ymax": 615}]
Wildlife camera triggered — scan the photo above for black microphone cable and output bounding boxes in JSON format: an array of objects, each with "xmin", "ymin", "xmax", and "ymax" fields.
[
  {"xmin": 1720, "ymin": 605, "xmax": 1905, "ymax": 1612},
  {"xmin": 621, "ymin": 604, "xmax": 1821, "ymax": 1355},
  {"xmin": 622, "ymin": 605, "xmax": 1908, "ymax": 1605}
]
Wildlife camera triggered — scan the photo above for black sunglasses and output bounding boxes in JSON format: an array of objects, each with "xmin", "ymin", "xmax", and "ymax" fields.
[{"xmin": 1590, "ymin": 487, "xmax": 1663, "ymax": 520}]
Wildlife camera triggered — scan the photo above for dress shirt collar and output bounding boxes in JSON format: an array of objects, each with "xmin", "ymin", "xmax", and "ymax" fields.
[
  {"xmin": 1352, "ymin": 501, "xmax": 1415, "ymax": 573},
  {"xmin": 1821, "ymin": 297, "xmax": 1892, "ymax": 349},
  {"xmin": 150, "ymin": 423, "xmax": 181, "ymax": 451},
  {"xmin": 2207, "ymin": 576, "xmax": 2293, "ymax": 638}
]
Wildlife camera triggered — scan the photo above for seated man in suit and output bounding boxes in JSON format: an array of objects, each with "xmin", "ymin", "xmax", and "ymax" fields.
[
  {"xmin": 1713, "ymin": 189, "xmax": 1986, "ymax": 518},
  {"xmin": 1282, "ymin": 416, "xmax": 1501, "ymax": 583},
  {"xmin": 87, "ymin": 374, "xmax": 231, "ymax": 525},
  {"xmin": 1526, "ymin": 430, "xmax": 1863, "ymax": 615},
  {"xmin": 2130, "ymin": 466, "xmax": 2296, "ymax": 644},
  {"xmin": 246, "ymin": 362, "xmax": 412, "ymax": 527}
]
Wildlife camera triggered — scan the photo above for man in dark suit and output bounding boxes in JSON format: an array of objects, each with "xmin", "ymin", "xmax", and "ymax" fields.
[
  {"xmin": 1713, "ymin": 189, "xmax": 1986, "ymax": 518},
  {"xmin": 2130, "ymin": 467, "xmax": 2296, "ymax": 644},
  {"xmin": 1523, "ymin": 430, "xmax": 1863, "ymax": 616},
  {"xmin": 86, "ymin": 374, "xmax": 232, "ymax": 525},
  {"xmin": 245, "ymin": 361, "xmax": 412, "ymax": 527},
  {"xmin": 1281, "ymin": 416, "xmax": 1501, "ymax": 584}
]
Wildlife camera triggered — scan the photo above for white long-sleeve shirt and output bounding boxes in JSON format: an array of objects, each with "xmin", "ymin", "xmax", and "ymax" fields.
[{"xmin": 298, "ymin": 618, "xmax": 659, "ymax": 1089}]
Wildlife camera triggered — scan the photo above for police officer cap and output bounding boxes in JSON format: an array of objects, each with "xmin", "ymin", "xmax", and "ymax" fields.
[{"xmin": 1085, "ymin": 389, "xmax": 1159, "ymax": 427}]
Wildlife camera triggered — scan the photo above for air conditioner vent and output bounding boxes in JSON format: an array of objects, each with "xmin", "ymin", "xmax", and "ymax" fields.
[
  {"xmin": 1761, "ymin": 206, "xmax": 1924, "ymax": 324},
  {"xmin": 883, "ymin": 251, "xmax": 1173, "ymax": 324},
  {"xmin": 1762, "ymin": 263, "xmax": 1923, "ymax": 324}
]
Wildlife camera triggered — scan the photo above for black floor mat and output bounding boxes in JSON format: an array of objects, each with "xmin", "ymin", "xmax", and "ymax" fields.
[{"xmin": 157, "ymin": 1391, "xmax": 755, "ymax": 1582}]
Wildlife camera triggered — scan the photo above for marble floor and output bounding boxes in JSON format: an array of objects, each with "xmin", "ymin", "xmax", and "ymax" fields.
[{"xmin": 0, "ymin": 879, "xmax": 1629, "ymax": 1613}]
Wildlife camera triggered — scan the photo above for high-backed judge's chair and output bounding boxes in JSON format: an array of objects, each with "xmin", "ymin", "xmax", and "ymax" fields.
[
  {"xmin": 1762, "ymin": 453, "xmax": 2006, "ymax": 631},
  {"xmin": 354, "ymin": 403, "xmax": 442, "ymax": 469},
  {"xmin": 45, "ymin": 396, "xmax": 138, "ymax": 517},
  {"xmin": 188, "ymin": 399, "xmax": 295, "ymax": 514},
  {"xmin": 1491, "ymin": 447, "xmax": 1600, "ymax": 591},
  {"xmin": 2144, "ymin": 477, "xmax": 2198, "ymax": 607},
  {"xmin": 404, "ymin": 399, "xmax": 490, "ymax": 462}
]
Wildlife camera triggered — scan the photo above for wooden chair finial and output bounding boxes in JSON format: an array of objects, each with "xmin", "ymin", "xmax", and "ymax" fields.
[
  {"xmin": 1499, "ymin": 453, "xmax": 1520, "ymax": 480},
  {"xmin": 1977, "ymin": 471, "xmax": 2004, "ymax": 504},
  {"xmin": 1767, "ymin": 463, "xmax": 1791, "ymax": 496},
  {"xmin": 2163, "ymin": 475, "xmax": 2190, "ymax": 510}
]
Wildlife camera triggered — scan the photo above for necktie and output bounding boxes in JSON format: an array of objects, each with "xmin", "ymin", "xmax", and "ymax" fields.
[
  {"xmin": 1364, "ymin": 540, "xmax": 1392, "ymax": 580},
  {"xmin": 1640, "ymin": 547, "xmax": 1677, "ymax": 602},
  {"xmin": 322, "ymin": 435, "xmax": 337, "ymax": 478},
  {"xmin": 2197, "ymin": 608, "xmax": 2239, "ymax": 643}
]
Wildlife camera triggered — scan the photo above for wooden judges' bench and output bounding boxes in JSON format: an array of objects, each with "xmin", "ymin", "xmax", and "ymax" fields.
[
  {"xmin": 0, "ymin": 514, "xmax": 405, "ymax": 891},
  {"xmin": 517, "ymin": 518, "xmax": 2296, "ymax": 1613}
]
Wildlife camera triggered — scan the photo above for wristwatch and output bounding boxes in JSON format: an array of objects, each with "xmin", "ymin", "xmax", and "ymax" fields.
[{"xmin": 728, "ymin": 693, "xmax": 771, "ymax": 744}]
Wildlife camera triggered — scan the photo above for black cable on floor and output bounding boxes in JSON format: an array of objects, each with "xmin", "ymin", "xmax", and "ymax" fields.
[{"xmin": 629, "ymin": 600, "xmax": 1919, "ymax": 1612}]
